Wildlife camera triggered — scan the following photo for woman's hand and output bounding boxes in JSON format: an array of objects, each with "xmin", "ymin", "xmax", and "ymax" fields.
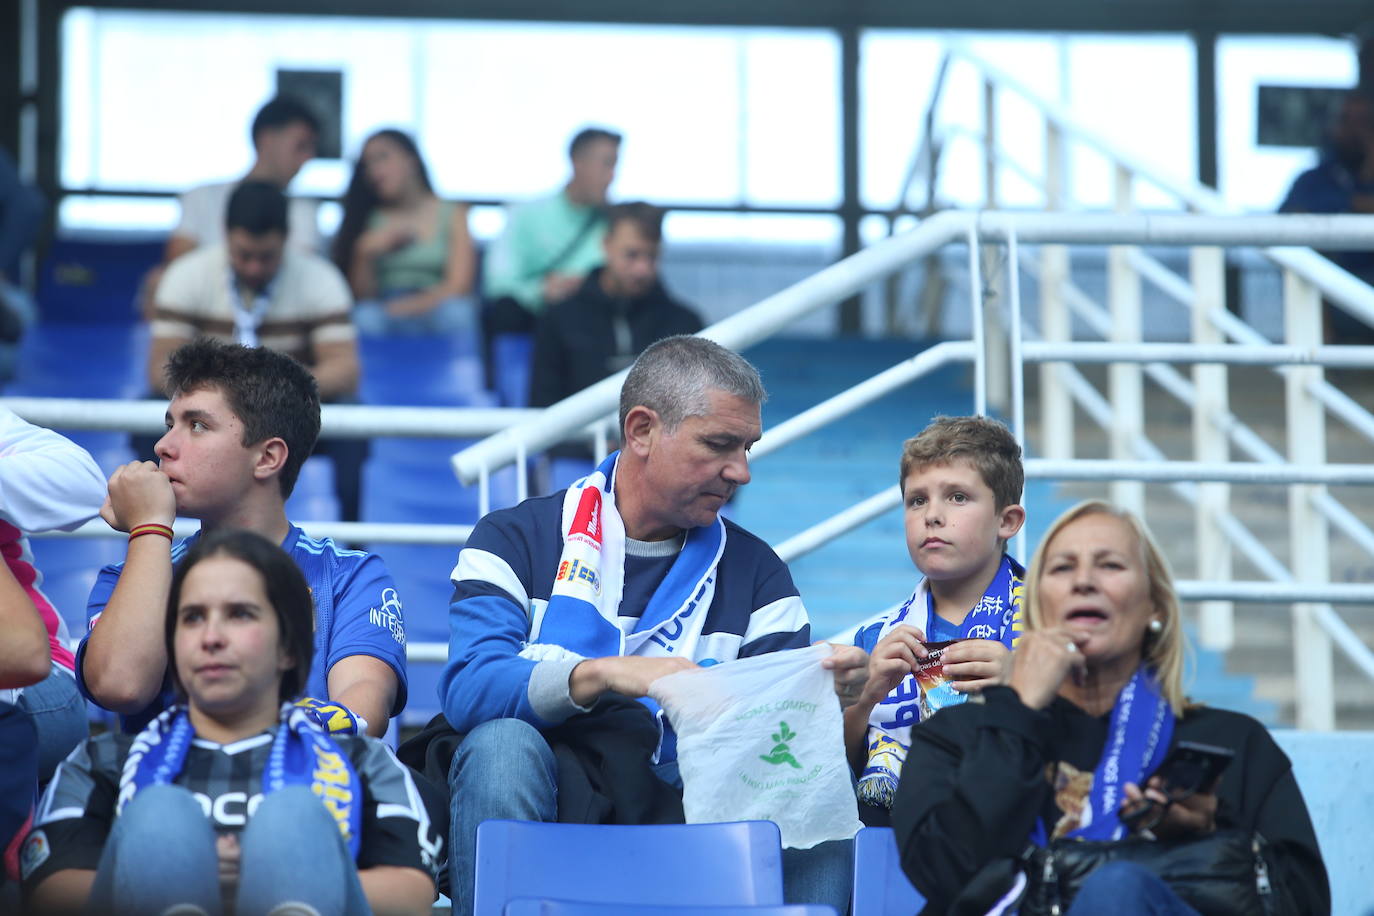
[
  {"xmin": 384, "ymin": 291, "xmax": 440, "ymax": 317},
  {"xmin": 1120, "ymin": 778, "xmax": 1218, "ymax": 841},
  {"xmin": 856, "ymin": 625, "xmax": 929, "ymax": 708},
  {"xmin": 359, "ymin": 223, "xmax": 415, "ymax": 258},
  {"xmin": 1007, "ymin": 628, "xmax": 1086, "ymax": 710},
  {"xmin": 216, "ymin": 832, "xmax": 241, "ymax": 890},
  {"xmin": 942, "ymin": 639, "xmax": 1012, "ymax": 694}
]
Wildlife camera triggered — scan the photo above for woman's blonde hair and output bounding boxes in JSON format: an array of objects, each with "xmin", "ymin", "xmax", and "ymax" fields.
[{"xmin": 1023, "ymin": 500, "xmax": 1189, "ymax": 715}]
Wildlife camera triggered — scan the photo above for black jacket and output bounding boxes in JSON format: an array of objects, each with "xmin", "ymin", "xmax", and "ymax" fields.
[
  {"xmin": 528, "ymin": 267, "xmax": 704, "ymax": 409},
  {"xmin": 890, "ymin": 686, "xmax": 1329, "ymax": 916}
]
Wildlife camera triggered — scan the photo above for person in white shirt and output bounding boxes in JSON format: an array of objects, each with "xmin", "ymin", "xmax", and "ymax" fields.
[
  {"xmin": 140, "ymin": 96, "xmax": 322, "ymax": 318},
  {"xmin": 0, "ymin": 407, "xmax": 107, "ymax": 783}
]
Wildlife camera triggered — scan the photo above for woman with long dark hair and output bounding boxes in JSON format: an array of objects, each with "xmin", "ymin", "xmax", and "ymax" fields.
[
  {"xmin": 24, "ymin": 529, "xmax": 439, "ymax": 915},
  {"xmin": 332, "ymin": 129, "xmax": 477, "ymax": 336}
]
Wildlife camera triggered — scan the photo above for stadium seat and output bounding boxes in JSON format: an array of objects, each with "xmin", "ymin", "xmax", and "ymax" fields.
[
  {"xmin": 474, "ymin": 820, "xmax": 785, "ymax": 915},
  {"xmin": 850, "ymin": 827, "xmax": 924, "ymax": 916},
  {"xmin": 504, "ymin": 902, "xmax": 836, "ymax": 916},
  {"xmin": 284, "ymin": 455, "xmax": 341, "ymax": 523},
  {"xmin": 36, "ymin": 236, "xmax": 162, "ymax": 324},
  {"xmin": 492, "ymin": 333, "xmax": 533, "ymax": 407},
  {"xmin": 358, "ymin": 333, "xmax": 485, "ymax": 407}
]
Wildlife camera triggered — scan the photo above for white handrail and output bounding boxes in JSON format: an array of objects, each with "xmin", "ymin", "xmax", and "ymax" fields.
[
  {"xmin": 0, "ymin": 397, "xmax": 546, "ymax": 439},
  {"xmin": 452, "ymin": 212, "xmax": 1374, "ymax": 482}
]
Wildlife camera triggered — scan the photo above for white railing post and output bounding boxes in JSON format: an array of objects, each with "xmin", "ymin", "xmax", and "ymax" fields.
[
  {"xmin": 1039, "ymin": 121, "xmax": 1073, "ymax": 461},
  {"xmin": 1108, "ymin": 164, "xmax": 1145, "ymax": 516},
  {"xmin": 980, "ymin": 78, "xmax": 1008, "ymax": 411},
  {"xmin": 1284, "ymin": 269, "xmax": 1335, "ymax": 730},
  {"xmin": 1191, "ymin": 246, "xmax": 1233, "ymax": 650}
]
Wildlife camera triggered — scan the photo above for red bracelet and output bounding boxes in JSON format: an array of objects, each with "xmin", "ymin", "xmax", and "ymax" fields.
[{"xmin": 128, "ymin": 523, "xmax": 174, "ymax": 543}]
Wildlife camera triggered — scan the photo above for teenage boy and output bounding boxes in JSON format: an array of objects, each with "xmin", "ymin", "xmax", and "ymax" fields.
[
  {"xmin": 844, "ymin": 415, "xmax": 1026, "ymax": 825},
  {"xmin": 77, "ymin": 339, "xmax": 406, "ymax": 737}
]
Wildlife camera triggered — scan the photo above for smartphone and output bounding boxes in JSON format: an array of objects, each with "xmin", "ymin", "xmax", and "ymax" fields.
[{"xmin": 1151, "ymin": 740, "xmax": 1235, "ymax": 798}]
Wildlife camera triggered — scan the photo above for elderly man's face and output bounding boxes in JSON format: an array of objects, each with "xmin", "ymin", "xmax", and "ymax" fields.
[{"xmin": 642, "ymin": 389, "xmax": 761, "ymax": 533}]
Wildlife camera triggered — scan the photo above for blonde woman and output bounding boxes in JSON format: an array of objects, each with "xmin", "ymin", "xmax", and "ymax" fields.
[{"xmin": 889, "ymin": 500, "xmax": 1328, "ymax": 915}]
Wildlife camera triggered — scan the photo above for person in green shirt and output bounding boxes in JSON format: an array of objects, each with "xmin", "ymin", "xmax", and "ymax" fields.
[{"xmin": 480, "ymin": 127, "xmax": 621, "ymax": 382}]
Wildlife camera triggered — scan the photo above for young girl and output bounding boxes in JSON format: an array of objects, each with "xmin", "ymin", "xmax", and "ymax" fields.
[{"xmin": 24, "ymin": 529, "xmax": 439, "ymax": 915}]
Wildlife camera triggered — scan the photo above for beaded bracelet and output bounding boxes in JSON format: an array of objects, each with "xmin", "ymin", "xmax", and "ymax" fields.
[{"xmin": 128, "ymin": 523, "xmax": 174, "ymax": 543}]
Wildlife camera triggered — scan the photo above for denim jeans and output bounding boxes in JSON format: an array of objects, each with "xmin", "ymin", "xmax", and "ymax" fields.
[
  {"xmin": 446, "ymin": 718, "xmax": 854, "ymax": 916},
  {"xmin": 1066, "ymin": 861, "xmax": 1203, "ymax": 915},
  {"xmin": 17, "ymin": 665, "xmax": 88, "ymax": 785},
  {"xmin": 88, "ymin": 784, "xmax": 371, "ymax": 915},
  {"xmin": 354, "ymin": 295, "xmax": 478, "ymax": 337}
]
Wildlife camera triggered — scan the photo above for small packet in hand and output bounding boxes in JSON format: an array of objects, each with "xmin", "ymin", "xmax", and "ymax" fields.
[{"xmin": 913, "ymin": 639, "xmax": 965, "ymax": 720}]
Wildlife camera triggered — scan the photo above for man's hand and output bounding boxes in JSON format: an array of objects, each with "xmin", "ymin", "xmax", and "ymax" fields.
[
  {"xmin": 542, "ymin": 272, "xmax": 582, "ymax": 304},
  {"xmin": 941, "ymin": 638, "xmax": 1012, "ymax": 694},
  {"xmin": 570, "ymin": 655, "xmax": 698, "ymax": 706},
  {"xmin": 856, "ymin": 624, "xmax": 928, "ymax": 709},
  {"xmin": 101, "ymin": 461, "xmax": 176, "ymax": 533},
  {"xmin": 1007, "ymin": 628, "xmax": 1086, "ymax": 710},
  {"xmin": 820, "ymin": 643, "xmax": 870, "ymax": 709}
]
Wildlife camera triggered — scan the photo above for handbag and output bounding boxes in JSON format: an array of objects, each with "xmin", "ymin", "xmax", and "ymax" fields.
[{"xmin": 1018, "ymin": 828, "xmax": 1291, "ymax": 916}]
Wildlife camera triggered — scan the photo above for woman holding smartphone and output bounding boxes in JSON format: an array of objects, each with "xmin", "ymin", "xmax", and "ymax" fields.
[
  {"xmin": 890, "ymin": 500, "xmax": 1329, "ymax": 915},
  {"xmin": 23, "ymin": 529, "xmax": 439, "ymax": 915}
]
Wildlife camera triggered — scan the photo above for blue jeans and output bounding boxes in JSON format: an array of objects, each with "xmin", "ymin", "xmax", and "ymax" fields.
[
  {"xmin": 354, "ymin": 295, "xmax": 477, "ymax": 337},
  {"xmin": 446, "ymin": 718, "xmax": 854, "ymax": 916},
  {"xmin": 1066, "ymin": 861, "xmax": 1202, "ymax": 915},
  {"xmin": 88, "ymin": 784, "xmax": 371, "ymax": 915},
  {"xmin": 17, "ymin": 665, "xmax": 88, "ymax": 785}
]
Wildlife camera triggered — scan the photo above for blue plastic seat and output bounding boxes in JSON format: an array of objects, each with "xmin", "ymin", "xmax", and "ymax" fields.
[
  {"xmin": 474, "ymin": 820, "xmax": 785, "ymax": 915},
  {"xmin": 850, "ymin": 827, "xmax": 925, "ymax": 916},
  {"xmin": 284, "ymin": 455, "xmax": 341, "ymax": 523},
  {"xmin": 492, "ymin": 333, "xmax": 533, "ymax": 407},
  {"xmin": 504, "ymin": 902, "xmax": 836, "ymax": 916}
]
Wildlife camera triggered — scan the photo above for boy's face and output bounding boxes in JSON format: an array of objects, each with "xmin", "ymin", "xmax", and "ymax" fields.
[
  {"xmin": 155, "ymin": 385, "xmax": 261, "ymax": 520},
  {"xmin": 903, "ymin": 459, "xmax": 1023, "ymax": 585}
]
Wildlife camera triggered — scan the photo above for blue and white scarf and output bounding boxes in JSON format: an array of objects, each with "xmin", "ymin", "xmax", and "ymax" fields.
[
  {"xmin": 1031, "ymin": 666, "xmax": 1175, "ymax": 844},
  {"xmin": 525, "ymin": 451, "xmax": 726, "ymax": 663},
  {"xmin": 856, "ymin": 556, "xmax": 1025, "ymax": 809},
  {"xmin": 117, "ymin": 703, "xmax": 363, "ymax": 858}
]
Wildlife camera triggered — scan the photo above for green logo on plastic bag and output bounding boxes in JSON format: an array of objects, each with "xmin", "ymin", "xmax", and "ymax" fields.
[{"xmin": 759, "ymin": 721, "xmax": 802, "ymax": 769}]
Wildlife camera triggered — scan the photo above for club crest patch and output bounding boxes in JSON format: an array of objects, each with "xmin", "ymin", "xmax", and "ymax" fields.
[{"xmin": 20, "ymin": 829, "xmax": 49, "ymax": 880}]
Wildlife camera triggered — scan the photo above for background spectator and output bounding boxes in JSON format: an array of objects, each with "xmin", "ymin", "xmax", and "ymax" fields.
[
  {"xmin": 480, "ymin": 126, "xmax": 620, "ymax": 379},
  {"xmin": 529, "ymin": 201, "xmax": 703, "ymax": 413},
  {"xmin": 332, "ymin": 129, "xmax": 478, "ymax": 337},
  {"xmin": 146, "ymin": 181, "xmax": 365, "ymax": 522},
  {"xmin": 1279, "ymin": 90, "xmax": 1374, "ymax": 342},
  {"xmin": 140, "ymin": 95, "xmax": 322, "ymax": 318},
  {"xmin": 0, "ymin": 147, "xmax": 42, "ymax": 378}
]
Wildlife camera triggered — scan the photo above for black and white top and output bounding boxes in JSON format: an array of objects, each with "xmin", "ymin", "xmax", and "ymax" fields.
[{"xmin": 21, "ymin": 730, "xmax": 442, "ymax": 890}]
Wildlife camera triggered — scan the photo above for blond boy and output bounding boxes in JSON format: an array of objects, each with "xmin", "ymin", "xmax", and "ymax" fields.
[{"xmin": 844, "ymin": 416, "xmax": 1026, "ymax": 819}]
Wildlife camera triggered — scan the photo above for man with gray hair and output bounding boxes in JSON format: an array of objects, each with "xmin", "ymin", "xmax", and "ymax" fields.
[{"xmin": 433, "ymin": 335, "xmax": 868, "ymax": 914}]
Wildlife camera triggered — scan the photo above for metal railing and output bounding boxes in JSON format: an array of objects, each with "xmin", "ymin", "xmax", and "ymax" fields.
[{"xmin": 11, "ymin": 213, "xmax": 1374, "ymax": 730}]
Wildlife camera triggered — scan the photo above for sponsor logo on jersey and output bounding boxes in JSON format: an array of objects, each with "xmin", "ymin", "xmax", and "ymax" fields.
[
  {"xmin": 554, "ymin": 558, "xmax": 601, "ymax": 595},
  {"xmin": 369, "ymin": 587, "xmax": 406, "ymax": 645}
]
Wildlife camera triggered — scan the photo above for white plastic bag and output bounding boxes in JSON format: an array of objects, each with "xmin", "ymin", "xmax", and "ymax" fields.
[{"xmin": 649, "ymin": 643, "xmax": 863, "ymax": 849}]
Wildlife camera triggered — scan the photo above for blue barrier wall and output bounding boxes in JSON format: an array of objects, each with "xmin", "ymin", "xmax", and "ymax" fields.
[{"xmin": 1273, "ymin": 730, "xmax": 1374, "ymax": 916}]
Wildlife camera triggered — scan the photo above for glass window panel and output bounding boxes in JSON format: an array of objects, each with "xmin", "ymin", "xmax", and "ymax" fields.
[
  {"xmin": 861, "ymin": 31, "xmax": 1195, "ymax": 211},
  {"xmin": 1217, "ymin": 35, "xmax": 1357, "ymax": 210},
  {"xmin": 61, "ymin": 11, "xmax": 840, "ymax": 218}
]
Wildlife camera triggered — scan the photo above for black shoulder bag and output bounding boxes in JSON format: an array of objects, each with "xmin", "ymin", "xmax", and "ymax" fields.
[{"xmin": 1018, "ymin": 829, "xmax": 1293, "ymax": 916}]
